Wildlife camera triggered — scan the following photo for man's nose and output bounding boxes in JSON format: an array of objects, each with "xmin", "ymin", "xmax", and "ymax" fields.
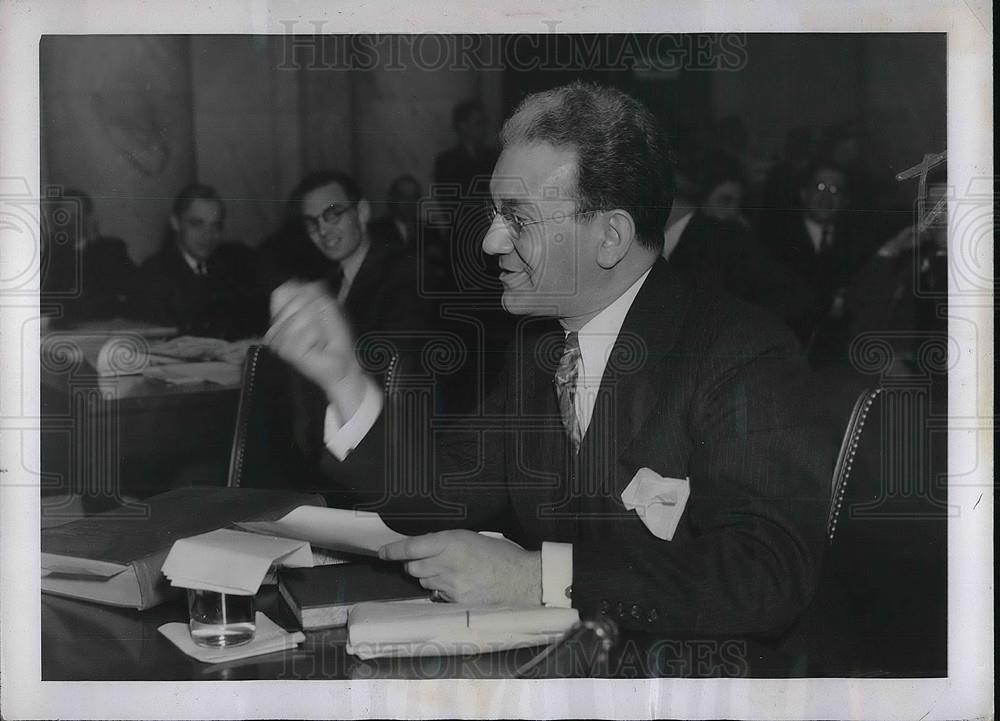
[{"xmin": 482, "ymin": 217, "xmax": 513, "ymax": 256}]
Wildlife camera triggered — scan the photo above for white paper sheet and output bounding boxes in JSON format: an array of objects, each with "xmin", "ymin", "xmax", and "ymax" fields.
[
  {"xmin": 236, "ymin": 505, "xmax": 408, "ymax": 556},
  {"xmin": 161, "ymin": 528, "xmax": 314, "ymax": 595}
]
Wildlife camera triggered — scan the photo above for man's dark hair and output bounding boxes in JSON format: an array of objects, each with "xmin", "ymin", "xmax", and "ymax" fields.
[
  {"xmin": 452, "ymin": 100, "xmax": 484, "ymax": 130},
  {"xmin": 799, "ymin": 157, "xmax": 849, "ymax": 190},
  {"xmin": 172, "ymin": 183, "xmax": 225, "ymax": 220},
  {"xmin": 694, "ymin": 153, "xmax": 746, "ymax": 203},
  {"xmin": 499, "ymin": 81, "xmax": 675, "ymax": 252},
  {"xmin": 291, "ymin": 170, "xmax": 363, "ymax": 211},
  {"xmin": 387, "ymin": 174, "xmax": 421, "ymax": 201}
]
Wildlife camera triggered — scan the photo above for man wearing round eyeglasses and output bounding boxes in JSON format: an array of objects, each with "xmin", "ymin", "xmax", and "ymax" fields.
[
  {"xmin": 268, "ymin": 82, "xmax": 830, "ymax": 643},
  {"xmin": 287, "ymin": 171, "xmax": 429, "ymax": 342},
  {"xmin": 299, "ymin": 171, "xmax": 370, "ymax": 302}
]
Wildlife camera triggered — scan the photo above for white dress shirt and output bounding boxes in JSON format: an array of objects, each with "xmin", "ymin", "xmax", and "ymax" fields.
[
  {"xmin": 803, "ymin": 217, "xmax": 834, "ymax": 254},
  {"xmin": 661, "ymin": 210, "xmax": 693, "ymax": 261},
  {"xmin": 324, "ymin": 268, "xmax": 654, "ymax": 609}
]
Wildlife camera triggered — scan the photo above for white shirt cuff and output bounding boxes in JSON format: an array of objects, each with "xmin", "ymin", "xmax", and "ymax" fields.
[
  {"xmin": 322, "ymin": 376, "xmax": 383, "ymax": 461},
  {"xmin": 541, "ymin": 541, "xmax": 573, "ymax": 608}
]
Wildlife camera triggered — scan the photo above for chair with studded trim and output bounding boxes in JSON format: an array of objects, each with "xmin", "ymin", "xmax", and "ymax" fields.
[
  {"xmin": 826, "ymin": 387, "xmax": 883, "ymax": 542},
  {"xmin": 773, "ymin": 385, "xmax": 884, "ymax": 675},
  {"xmin": 227, "ymin": 344, "xmax": 404, "ymax": 496}
]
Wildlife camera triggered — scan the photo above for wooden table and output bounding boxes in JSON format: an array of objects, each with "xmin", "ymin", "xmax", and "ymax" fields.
[
  {"xmin": 41, "ymin": 588, "xmax": 546, "ymax": 681},
  {"xmin": 41, "ymin": 587, "xmax": 803, "ymax": 681},
  {"xmin": 40, "ymin": 340, "xmax": 242, "ymax": 508}
]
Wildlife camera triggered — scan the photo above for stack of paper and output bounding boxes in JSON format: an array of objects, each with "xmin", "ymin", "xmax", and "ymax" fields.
[
  {"xmin": 161, "ymin": 528, "xmax": 314, "ymax": 594},
  {"xmin": 346, "ymin": 600, "xmax": 580, "ymax": 659},
  {"xmin": 237, "ymin": 506, "xmax": 407, "ymax": 556},
  {"xmin": 159, "ymin": 612, "xmax": 305, "ymax": 664}
]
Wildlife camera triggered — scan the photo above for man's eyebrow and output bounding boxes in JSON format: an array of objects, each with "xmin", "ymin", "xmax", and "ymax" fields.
[{"xmin": 497, "ymin": 198, "xmax": 531, "ymax": 210}]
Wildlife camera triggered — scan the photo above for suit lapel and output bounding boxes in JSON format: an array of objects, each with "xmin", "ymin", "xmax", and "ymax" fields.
[{"xmin": 579, "ymin": 258, "xmax": 690, "ymax": 463}]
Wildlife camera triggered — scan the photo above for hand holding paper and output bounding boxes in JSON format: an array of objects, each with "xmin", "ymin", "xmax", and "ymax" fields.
[{"xmin": 378, "ymin": 529, "xmax": 542, "ymax": 607}]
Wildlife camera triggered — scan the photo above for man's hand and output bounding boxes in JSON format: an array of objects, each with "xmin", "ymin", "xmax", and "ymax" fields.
[
  {"xmin": 265, "ymin": 280, "xmax": 367, "ymax": 419},
  {"xmin": 378, "ymin": 530, "xmax": 542, "ymax": 607}
]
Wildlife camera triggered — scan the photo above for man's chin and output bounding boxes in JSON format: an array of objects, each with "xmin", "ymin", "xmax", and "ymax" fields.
[{"xmin": 500, "ymin": 289, "xmax": 537, "ymax": 316}]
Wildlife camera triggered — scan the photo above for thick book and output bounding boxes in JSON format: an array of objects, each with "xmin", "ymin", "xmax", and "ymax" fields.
[
  {"xmin": 278, "ymin": 561, "xmax": 428, "ymax": 630},
  {"xmin": 41, "ymin": 487, "xmax": 325, "ymax": 610}
]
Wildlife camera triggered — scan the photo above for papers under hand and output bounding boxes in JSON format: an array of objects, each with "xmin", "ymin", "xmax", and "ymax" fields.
[
  {"xmin": 162, "ymin": 529, "xmax": 314, "ymax": 595},
  {"xmin": 346, "ymin": 601, "xmax": 580, "ymax": 659},
  {"xmin": 237, "ymin": 506, "xmax": 407, "ymax": 556}
]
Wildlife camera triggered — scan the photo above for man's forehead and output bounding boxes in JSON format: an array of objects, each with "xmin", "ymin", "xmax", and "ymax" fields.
[
  {"xmin": 184, "ymin": 198, "xmax": 223, "ymax": 220},
  {"xmin": 812, "ymin": 167, "xmax": 846, "ymax": 183},
  {"xmin": 491, "ymin": 142, "xmax": 578, "ymax": 201},
  {"xmin": 303, "ymin": 182, "xmax": 349, "ymax": 210}
]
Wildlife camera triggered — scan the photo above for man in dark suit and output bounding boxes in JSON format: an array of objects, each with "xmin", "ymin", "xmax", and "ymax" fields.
[
  {"xmin": 41, "ymin": 188, "xmax": 138, "ymax": 326},
  {"xmin": 137, "ymin": 183, "xmax": 264, "ymax": 340},
  {"xmin": 268, "ymin": 82, "xmax": 831, "ymax": 638},
  {"xmin": 294, "ymin": 170, "xmax": 429, "ymax": 340},
  {"xmin": 759, "ymin": 160, "xmax": 876, "ymax": 351}
]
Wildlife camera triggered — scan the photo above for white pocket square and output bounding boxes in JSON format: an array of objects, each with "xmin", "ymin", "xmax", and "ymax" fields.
[{"xmin": 621, "ymin": 468, "xmax": 691, "ymax": 541}]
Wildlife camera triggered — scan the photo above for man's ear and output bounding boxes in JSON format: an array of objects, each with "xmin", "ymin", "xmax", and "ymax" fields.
[
  {"xmin": 357, "ymin": 198, "xmax": 372, "ymax": 227},
  {"xmin": 169, "ymin": 214, "xmax": 180, "ymax": 234},
  {"xmin": 596, "ymin": 209, "xmax": 635, "ymax": 269}
]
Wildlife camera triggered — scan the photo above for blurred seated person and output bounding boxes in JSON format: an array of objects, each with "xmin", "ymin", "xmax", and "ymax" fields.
[
  {"xmin": 255, "ymin": 183, "xmax": 336, "ymax": 294},
  {"xmin": 368, "ymin": 174, "xmax": 422, "ymax": 249},
  {"xmin": 296, "ymin": 170, "xmax": 431, "ymax": 340},
  {"xmin": 433, "ymin": 100, "xmax": 498, "ymax": 196},
  {"xmin": 40, "ymin": 187, "xmax": 138, "ymax": 327},
  {"xmin": 836, "ymin": 165, "xmax": 949, "ymax": 375},
  {"xmin": 760, "ymin": 127, "xmax": 815, "ymax": 221},
  {"xmin": 368, "ymin": 174, "xmax": 447, "ymax": 292},
  {"xmin": 136, "ymin": 183, "xmax": 265, "ymax": 340},
  {"xmin": 663, "ymin": 157, "xmax": 795, "ymax": 314},
  {"xmin": 759, "ymin": 158, "xmax": 877, "ymax": 352}
]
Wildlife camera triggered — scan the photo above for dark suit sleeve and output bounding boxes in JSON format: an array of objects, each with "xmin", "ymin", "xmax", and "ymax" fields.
[
  {"xmin": 318, "ymin": 361, "xmax": 515, "ymax": 535},
  {"xmin": 570, "ymin": 320, "xmax": 831, "ymax": 637}
]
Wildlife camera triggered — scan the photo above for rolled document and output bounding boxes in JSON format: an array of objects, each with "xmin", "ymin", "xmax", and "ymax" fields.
[{"xmin": 347, "ymin": 600, "xmax": 579, "ymax": 659}]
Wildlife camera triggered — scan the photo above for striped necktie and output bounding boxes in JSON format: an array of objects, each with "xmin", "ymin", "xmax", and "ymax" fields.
[{"xmin": 554, "ymin": 331, "xmax": 582, "ymax": 454}]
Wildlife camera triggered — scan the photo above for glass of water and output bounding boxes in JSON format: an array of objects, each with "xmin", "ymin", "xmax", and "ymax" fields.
[{"xmin": 187, "ymin": 589, "xmax": 256, "ymax": 648}]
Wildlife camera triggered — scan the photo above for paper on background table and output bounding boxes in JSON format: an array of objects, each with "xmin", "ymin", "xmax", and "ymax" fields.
[
  {"xmin": 346, "ymin": 601, "xmax": 579, "ymax": 659},
  {"xmin": 159, "ymin": 612, "xmax": 305, "ymax": 664},
  {"xmin": 162, "ymin": 528, "xmax": 314, "ymax": 595},
  {"xmin": 237, "ymin": 506, "xmax": 407, "ymax": 556},
  {"xmin": 142, "ymin": 361, "xmax": 243, "ymax": 386}
]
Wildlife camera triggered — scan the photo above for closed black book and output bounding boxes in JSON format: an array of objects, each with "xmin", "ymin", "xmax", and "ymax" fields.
[{"xmin": 278, "ymin": 561, "xmax": 428, "ymax": 630}]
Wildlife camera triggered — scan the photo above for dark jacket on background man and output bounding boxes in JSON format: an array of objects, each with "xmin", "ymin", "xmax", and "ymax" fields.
[
  {"xmin": 136, "ymin": 241, "xmax": 266, "ymax": 340},
  {"xmin": 41, "ymin": 236, "xmax": 138, "ymax": 325}
]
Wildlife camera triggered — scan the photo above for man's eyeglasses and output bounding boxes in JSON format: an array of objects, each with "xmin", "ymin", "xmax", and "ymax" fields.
[
  {"xmin": 302, "ymin": 201, "xmax": 357, "ymax": 234},
  {"xmin": 812, "ymin": 182, "xmax": 841, "ymax": 195},
  {"xmin": 486, "ymin": 205, "xmax": 598, "ymax": 239}
]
